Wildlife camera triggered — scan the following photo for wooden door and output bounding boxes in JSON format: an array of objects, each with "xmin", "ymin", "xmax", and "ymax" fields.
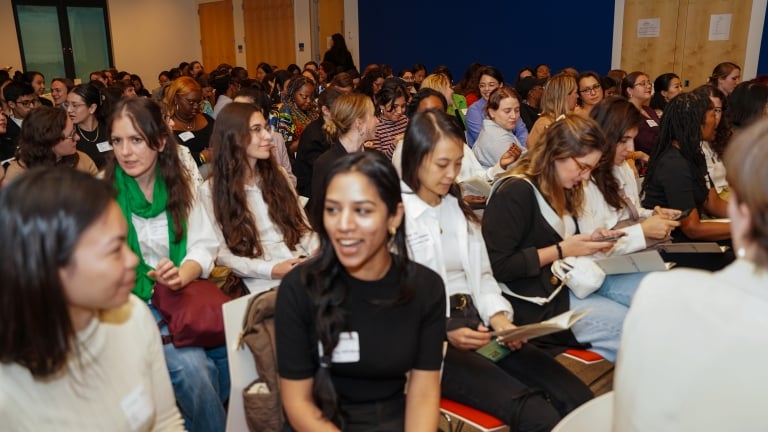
[
  {"xmin": 621, "ymin": 0, "xmax": 752, "ymax": 90},
  {"xmin": 242, "ymin": 0, "xmax": 296, "ymax": 72},
  {"xmin": 620, "ymin": 0, "xmax": 683, "ymax": 81},
  {"xmin": 680, "ymin": 0, "xmax": 752, "ymax": 87},
  {"xmin": 199, "ymin": 0, "xmax": 236, "ymax": 71},
  {"xmin": 318, "ymin": 0, "xmax": 345, "ymax": 58}
]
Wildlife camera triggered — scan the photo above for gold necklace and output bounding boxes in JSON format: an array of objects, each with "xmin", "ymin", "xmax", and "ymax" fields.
[{"xmin": 76, "ymin": 124, "xmax": 99, "ymax": 143}]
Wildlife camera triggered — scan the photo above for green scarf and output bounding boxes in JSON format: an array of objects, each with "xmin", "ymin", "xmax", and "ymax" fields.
[{"xmin": 114, "ymin": 165, "xmax": 187, "ymax": 301}]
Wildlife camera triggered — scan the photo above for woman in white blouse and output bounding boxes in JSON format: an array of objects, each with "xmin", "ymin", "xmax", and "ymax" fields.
[
  {"xmin": 199, "ymin": 102, "xmax": 317, "ymax": 295},
  {"xmin": 579, "ymin": 97, "xmax": 680, "ymax": 305},
  {"xmin": 400, "ymin": 109, "xmax": 592, "ymax": 432}
]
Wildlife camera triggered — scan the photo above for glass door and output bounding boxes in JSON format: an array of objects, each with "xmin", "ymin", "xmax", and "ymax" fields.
[{"xmin": 13, "ymin": 0, "xmax": 113, "ymax": 84}]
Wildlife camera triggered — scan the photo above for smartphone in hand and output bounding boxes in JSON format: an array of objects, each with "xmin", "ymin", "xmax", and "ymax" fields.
[
  {"xmin": 594, "ymin": 232, "xmax": 628, "ymax": 242},
  {"xmin": 675, "ymin": 208, "xmax": 692, "ymax": 220}
]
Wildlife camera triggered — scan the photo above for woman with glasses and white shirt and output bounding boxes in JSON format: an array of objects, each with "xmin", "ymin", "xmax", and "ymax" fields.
[
  {"xmin": 465, "ymin": 66, "xmax": 528, "ymax": 148},
  {"xmin": 622, "ymin": 71, "xmax": 661, "ymax": 156},
  {"xmin": 198, "ymin": 103, "xmax": 317, "ymax": 295}
]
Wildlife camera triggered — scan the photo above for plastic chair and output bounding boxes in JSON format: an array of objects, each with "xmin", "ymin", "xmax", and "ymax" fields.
[
  {"xmin": 551, "ymin": 391, "xmax": 614, "ymax": 432},
  {"xmin": 440, "ymin": 398, "xmax": 507, "ymax": 432},
  {"xmin": 223, "ymin": 293, "xmax": 259, "ymax": 432}
]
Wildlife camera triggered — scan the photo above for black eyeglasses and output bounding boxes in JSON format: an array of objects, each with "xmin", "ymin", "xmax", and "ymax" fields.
[
  {"xmin": 579, "ymin": 83, "xmax": 602, "ymax": 94},
  {"xmin": 15, "ymin": 98, "xmax": 41, "ymax": 108}
]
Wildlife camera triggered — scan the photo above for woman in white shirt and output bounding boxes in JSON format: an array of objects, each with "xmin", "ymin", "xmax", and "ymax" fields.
[
  {"xmin": 614, "ymin": 110, "xmax": 768, "ymax": 432},
  {"xmin": 0, "ymin": 168, "xmax": 184, "ymax": 431},
  {"xmin": 106, "ymin": 97, "xmax": 226, "ymax": 432},
  {"xmin": 400, "ymin": 109, "xmax": 593, "ymax": 432},
  {"xmin": 578, "ymin": 97, "xmax": 681, "ymax": 305},
  {"xmin": 200, "ymin": 102, "xmax": 317, "ymax": 295}
]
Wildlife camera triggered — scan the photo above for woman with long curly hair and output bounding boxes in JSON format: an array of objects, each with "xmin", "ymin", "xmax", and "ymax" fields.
[{"xmin": 200, "ymin": 102, "xmax": 317, "ymax": 294}]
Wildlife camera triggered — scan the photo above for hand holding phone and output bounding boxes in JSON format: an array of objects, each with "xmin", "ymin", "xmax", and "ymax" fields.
[
  {"xmin": 594, "ymin": 232, "xmax": 628, "ymax": 242},
  {"xmin": 675, "ymin": 208, "xmax": 692, "ymax": 220}
]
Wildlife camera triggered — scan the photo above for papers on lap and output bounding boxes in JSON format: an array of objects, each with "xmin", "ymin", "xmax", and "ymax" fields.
[{"xmin": 491, "ymin": 309, "xmax": 590, "ymax": 342}]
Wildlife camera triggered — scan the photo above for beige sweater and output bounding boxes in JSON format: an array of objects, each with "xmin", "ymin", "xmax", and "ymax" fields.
[
  {"xmin": 0, "ymin": 295, "xmax": 185, "ymax": 431},
  {"xmin": 2, "ymin": 150, "xmax": 98, "ymax": 186}
]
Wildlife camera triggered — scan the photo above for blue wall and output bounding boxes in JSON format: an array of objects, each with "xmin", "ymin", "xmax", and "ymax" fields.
[
  {"xmin": 358, "ymin": 1, "xmax": 616, "ymax": 83},
  {"xmin": 360, "ymin": 1, "xmax": 768, "ymax": 81}
]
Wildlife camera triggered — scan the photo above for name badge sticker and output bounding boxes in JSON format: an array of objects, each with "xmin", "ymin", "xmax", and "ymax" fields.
[
  {"xmin": 646, "ymin": 119, "xmax": 658, "ymax": 127},
  {"xmin": 331, "ymin": 331, "xmax": 360, "ymax": 363},
  {"xmin": 96, "ymin": 141, "xmax": 113, "ymax": 152},
  {"xmin": 178, "ymin": 131, "xmax": 195, "ymax": 142},
  {"xmin": 121, "ymin": 384, "xmax": 152, "ymax": 431}
]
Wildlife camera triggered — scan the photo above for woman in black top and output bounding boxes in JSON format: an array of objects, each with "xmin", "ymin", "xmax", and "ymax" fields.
[
  {"xmin": 164, "ymin": 77, "xmax": 215, "ymax": 172},
  {"xmin": 322, "ymin": 33, "xmax": 355, "ymax": 73},
  {"xmin": 642, "ymin": 92, "xmax": 732, "ymax": 270},
  {"xmin": 67, "ymin": 83, "xmax": 111, "ymax": 170},
  {"xmin": 276, "ymin": 151, "xmax": 444, "ymax": 431}
]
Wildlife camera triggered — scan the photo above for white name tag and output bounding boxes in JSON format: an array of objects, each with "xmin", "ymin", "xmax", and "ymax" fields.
[
  {"xmin": 407, "ymin": 232, "xmax": 432, "ymax": 249},
  {"xmin": 646, "ymin": 119, "xmax": 658, "ymax": 127},
  {"xmin": 96, "ymin": 141, "xmax": 113, "ymax": 152},
  {"xmin": 147, "ymin": 217, "xmax": 168, "ymax": 241},
  {"xmin": 331, "ymin": 331, "xmax": 360, "ymax": 363},
  {"xmin": 178, "ymin": 131, "xmax": 195, "ymax": 142},
  {"xmin": 121, "ymin": 384, "xmax": 152, "ymax": 431}
]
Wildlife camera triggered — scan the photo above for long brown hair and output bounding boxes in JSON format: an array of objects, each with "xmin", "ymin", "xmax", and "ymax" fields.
[
  {"xmin": 210, "ymin": 103, "xmax": 310, "ymax": 257},
  {"xmin": 105, "ymin": 98, "xmax": 193, "ymax": 240},
  {"xmin": 511, "ymin": 114, "xmax": 606, "ymax": 216}
]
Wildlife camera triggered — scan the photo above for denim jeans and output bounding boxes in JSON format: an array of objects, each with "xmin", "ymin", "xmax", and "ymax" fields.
[
  {"xmin": 150, "ymin": 304, "xmax": 229, "ymax": 432},
  {"xmin": 568, "ymin": 290, "xmax": 629, "ymax": 362},
  {"xmin": 595, "ymin": 272, "xmax": 649, "ymax": 307}
]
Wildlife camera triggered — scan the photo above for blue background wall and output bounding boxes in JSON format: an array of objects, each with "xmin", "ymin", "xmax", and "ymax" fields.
[
  {"xmin": 358, "ymin": 0, "xmax": 617, "ymax": 82},
  {"xmin": 359, "ymin": 1, "xmax": 768, "ymax": 81}
]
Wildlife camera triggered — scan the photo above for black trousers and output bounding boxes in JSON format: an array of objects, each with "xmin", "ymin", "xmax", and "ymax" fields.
[{"xmin": 441, "ymin": 343, "xmax": 593, "ymax": 432}]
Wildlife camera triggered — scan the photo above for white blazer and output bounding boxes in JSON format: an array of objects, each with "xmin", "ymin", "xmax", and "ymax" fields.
[{"xmin": 400, "ymin": 181, "xmax": 513, "ymax": 324}]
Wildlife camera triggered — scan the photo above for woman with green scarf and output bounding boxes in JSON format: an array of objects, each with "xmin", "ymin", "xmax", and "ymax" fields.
[{"xmin": 105, "ymin": 97, "xmax": 227, "ymax": 432}]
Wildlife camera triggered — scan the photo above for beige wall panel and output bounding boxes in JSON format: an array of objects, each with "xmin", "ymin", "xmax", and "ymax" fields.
[
  {"xmin": 199, "ymin": 0, "xmax": 236, "ymax": 71},
  {"xmin": 243, "ymin": 0, "xmax": 296, "ymax": 72},
  {"xmin": 681, "ymin": 0, "xmax": 752, "ymax": 87}
]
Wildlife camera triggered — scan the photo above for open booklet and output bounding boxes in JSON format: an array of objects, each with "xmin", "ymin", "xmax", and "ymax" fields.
[
  {"xmin": 654, "ymin": 242, "xmax": 729, "ymax": 253},
  {"xmin": 594, "ymin": 250, "xmax": 675, "ymax": 275},
  {"xmin": 490, "ymin": 309, "xmax": 590, "ymax": 343},
  {"xmin": 459, "ymin": 175, "xmax": 491, "ymax": 197}
]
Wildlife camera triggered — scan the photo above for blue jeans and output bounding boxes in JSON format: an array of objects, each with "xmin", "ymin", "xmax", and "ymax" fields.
[
  {"xmin": 150, "ymin": 304, "xmax": 229, "ymax": 432},
  {"xmin": 568, "ymin": 290, "xmax": 628, "ymax": 363},
  {"xmin": 595, "ymin": 272, "xmax": 649, "ymax": 307}
]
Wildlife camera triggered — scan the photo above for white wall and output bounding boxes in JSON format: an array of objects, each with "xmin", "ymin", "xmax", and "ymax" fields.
[
  {"xmin": 108, "ymin": 0, "xmax": 202, "ymax": 86},
  {"xmin": 0, "ymin": 0, "xmax": 359, "ymax": 86}
]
